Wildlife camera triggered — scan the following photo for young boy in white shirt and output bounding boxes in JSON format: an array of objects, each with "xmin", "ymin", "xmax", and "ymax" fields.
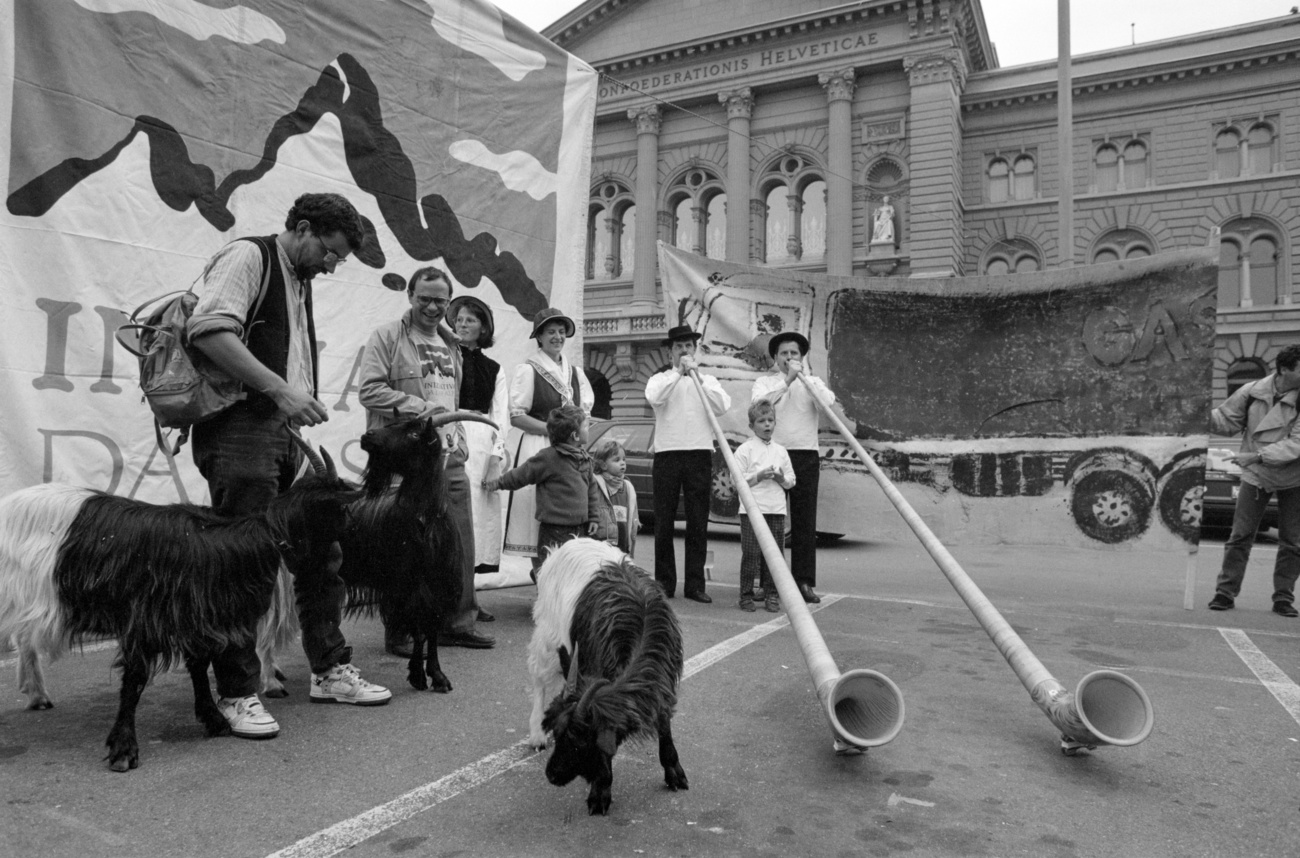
[{"xmin": 734, "ymin": 399, "xmax": 796, "ymax": 612}]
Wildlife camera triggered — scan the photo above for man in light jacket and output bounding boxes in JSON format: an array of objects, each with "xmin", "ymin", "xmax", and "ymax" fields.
[
  {"xmin": 645, "ymin": 325, "xmax": 732, "ymax": 602},
  {"xmin": 1208, "ymin": 344, "xmax": 1300, "ymax": 617}
]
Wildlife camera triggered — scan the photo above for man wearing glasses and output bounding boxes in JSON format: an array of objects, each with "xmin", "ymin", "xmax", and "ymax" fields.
[
  {"xmin": 187, "ymin": 192, "xmax": 391, "ymax": 741},
  {"xmin": 358, "ymin": 266, "xmax": 496, "ymax": 651}
]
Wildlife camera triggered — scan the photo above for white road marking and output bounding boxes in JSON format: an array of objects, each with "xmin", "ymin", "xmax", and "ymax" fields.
[
  {"xmin": 265, "ymin": 596, "xmax": 841, "ymax": 858},
  {"xmin": 887, "ymin": 792, "xmax": 935, "ymax": 808},
  {"xmin": 1219, "ymin": 627, "xmax": 1300, "ymax": 726}
]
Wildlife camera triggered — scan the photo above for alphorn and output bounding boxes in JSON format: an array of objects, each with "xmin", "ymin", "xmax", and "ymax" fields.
[
  {"xmin": 794, "ymin": 372, "xmax": 1154, "ymax": 753},
  {"xmin": 686, "ymin": 369, "xmax": 905, "ymax": 753}
]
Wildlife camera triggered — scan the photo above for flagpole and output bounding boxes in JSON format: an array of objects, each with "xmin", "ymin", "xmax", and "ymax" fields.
[{"xmin": 1058, "ymin": 0, "xmax": 1074, "ymax": 267}]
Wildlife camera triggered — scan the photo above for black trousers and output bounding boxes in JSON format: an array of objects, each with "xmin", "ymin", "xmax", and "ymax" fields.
[
  {"xmin": 653, "ymin": 449, "xmax": 712, "ymax": 596},
  {"xmin": 787, "ymin": 450, "xmax": 821, "ymax": 587}
]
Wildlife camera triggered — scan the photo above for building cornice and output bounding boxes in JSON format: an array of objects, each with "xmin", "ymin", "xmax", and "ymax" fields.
[
  {"xmin": 963, "ymin": 16, "xmax": 1300, "ymax": 112},
  {"xmin": 561, "ymin": 1, "xmax": 994, "ymax": 79}
]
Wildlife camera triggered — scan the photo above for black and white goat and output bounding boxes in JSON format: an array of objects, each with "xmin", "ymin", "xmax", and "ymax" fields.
[
  {"xmin": 338, "ymin": 409, "xmax": 494, "ymax": 693},
  {"xmin": 527, "ymin": 538, "xmax": 689, "ymax": 815},
  {"xmin": 0, "ymin": 434, "xmax": 360, "ymax": 772}
]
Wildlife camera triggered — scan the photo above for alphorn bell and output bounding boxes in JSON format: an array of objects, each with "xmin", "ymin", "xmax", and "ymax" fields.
[
  {"xmin": 795, "ymin": 372, "xmax": 1154, "ymax": 753},
  {"xmin": 686, "ymin": 369, "xmax": 905, "ymax": 753}
]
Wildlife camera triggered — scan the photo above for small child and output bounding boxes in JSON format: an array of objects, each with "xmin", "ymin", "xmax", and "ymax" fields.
[
  {"xmin": 590, "ymin": 438, "xmax": 637, "ymax": 557},
  {"xmin": 487, "ymin": 404, "xmax": 598, "ymax": 574},
  {"xmin": 734, "ymin": 399, "xmax": 796, "ymax": 612}
]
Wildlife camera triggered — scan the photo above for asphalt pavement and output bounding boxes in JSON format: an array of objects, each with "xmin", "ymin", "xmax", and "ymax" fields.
[{"xmin": 2, "ymin": 524, "xmax": 1298, "ymax": 858}]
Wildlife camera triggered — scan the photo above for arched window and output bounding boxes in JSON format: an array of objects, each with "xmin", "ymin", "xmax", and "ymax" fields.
[
  {"xmin": 982, "ymin": 238, "xmax": 1042, "ymax": 275},
  {"xmin": 1123, "ymin": 140, "xmax": 1148, "ymax": 189},
  {"xmin": 1227, "ymin": 357, "xmax": 1267, "ymax": 397},
  {"xmin": 1219, "ymin": 218, "xmax": 1285, "ymax": 309},
  {"xmin": 586, "ymin": 179, "xmax": 634, "ymax": 280},
  {"xmin": 1012, "ymin": 155, "xmax": 1036, "ymax": 200},
  {"xmin": 1215, "ymin": 128, "xmax": 1241, "ymax": 179},
  {"xmin": 1095, "ymin": 144, "xmax": 1119, "ymax": 193},
  {"xmin": 987, "ymin": 157, "xmax": 1010, "ymax": 203},
  {"xmin": 758, "ymin": 153, "xmax": 824, "ymax": 264},
  {"xmin": 666, "ymin": 167, "xmax": 725, "ymax": 260},
  {"xmin": 1090, "ymin": 228, "xmax": 1153, "ymax": 264},
  {"xmin": 1247, "ymin": 122, "xmax": 1277, "ymax": 175}
]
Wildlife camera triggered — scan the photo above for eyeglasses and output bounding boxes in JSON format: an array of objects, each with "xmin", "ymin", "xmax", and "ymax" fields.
[
  {"xmin": 316, "ymin": 234, "xmax": 348, "ymax": 267},
  {"xmin": 414, "ymin": 295, "xmax": 451, "ymax": 308}
]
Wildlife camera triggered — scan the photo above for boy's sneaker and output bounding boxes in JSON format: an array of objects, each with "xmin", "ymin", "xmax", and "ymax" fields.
[
  {"xmin": 216, "ymin": 695, "xmax": 280, "ymax": 739},
  {"xmin": 310, "ymin": 664, "xmax": 392, "ymax": 705},
  {"xmin": 739, "ymin": 598, "xmax": 756, "ymax": 612},
  {"xmin": 1208, "ymin": 594, "xmax": 1235, "ymax": 611},
  {"xmin": 765, "ymin": 595, "xmax": 780, "ymax": 613}
]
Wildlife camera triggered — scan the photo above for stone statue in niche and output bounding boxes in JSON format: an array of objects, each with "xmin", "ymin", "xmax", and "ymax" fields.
[{"xmin": 872, "ymin": 196, "xmax": 895, "ymax": 244}]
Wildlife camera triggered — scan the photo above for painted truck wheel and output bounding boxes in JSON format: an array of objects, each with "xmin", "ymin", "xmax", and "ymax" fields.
[
  {"xmin": 1156, "ymin": 458, "xmax": 1205, "ymax": 543},
  {"xmin": 710, "ymin": 447, "xmax": 740, "ymax": 518},
  {"xmin": 1069, "ymin": 470, "xmax": 1154, "ymax": 543}
]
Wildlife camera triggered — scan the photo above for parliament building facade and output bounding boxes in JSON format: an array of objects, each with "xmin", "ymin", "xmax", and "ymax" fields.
[{"xmin": 542, "ymin": 0, "xmax": 1300, "ymax": 418}]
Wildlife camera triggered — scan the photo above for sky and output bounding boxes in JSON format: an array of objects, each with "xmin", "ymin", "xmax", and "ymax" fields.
[{"xmin": 491, "ymin": 0, "xmax": 1295, "ymax": 68}]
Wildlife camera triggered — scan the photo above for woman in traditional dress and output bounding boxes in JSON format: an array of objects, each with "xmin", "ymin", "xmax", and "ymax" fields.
[
  {"xmin": 501, "ymin": 306, "xmax": 594, "ymax": 575},
  {"xmin": 449, "ymin": 296, "xmax": 510, "ymax": 599}
]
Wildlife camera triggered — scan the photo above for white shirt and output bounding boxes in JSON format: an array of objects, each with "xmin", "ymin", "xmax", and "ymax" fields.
[
  {"xmin": 508, "ymin": 348, "xmax": 595, "ymax": 419},
  {"xmin": 645, "ymin": 367, "xmax": 732, "ymax": 451},
  {"xmin": 751, "ymin": 372, "xmax": 835, "ymax": 451},
  {"xmin": 734, "ymin": 436, "xmax": 795, "ymax": 515}
]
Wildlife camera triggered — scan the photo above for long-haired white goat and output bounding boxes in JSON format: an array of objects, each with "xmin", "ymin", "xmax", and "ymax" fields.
[{"xmin": 527, "ymin": 538, "xmax": 688, "ymax": 815}]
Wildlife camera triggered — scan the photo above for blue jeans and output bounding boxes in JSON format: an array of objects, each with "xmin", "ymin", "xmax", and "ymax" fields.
[
  {"xmin": 1215, "ymin": 481, "xmax": 1300, "ymax": 605},
  {"xmin": 192, "ymin": 403, "xmax": 350, "ymax": 695}
]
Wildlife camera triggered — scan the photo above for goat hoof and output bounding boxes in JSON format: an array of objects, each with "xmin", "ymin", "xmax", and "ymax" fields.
[
  {"xmin": 407, "ymin": 672, "xmax": 429, "ymax": 691},
  {"xmin": 665, "ymin": 766, "xmax": 689, "ymax": 791},
  {"xmin": 27, "ymin": 697, "xmax": 53, "ymax": 710},
  {"xmin": 263, "ymin": 685, "xmax": 289, "ymax": 699},
  {"xmin": 199, "ymin": 713, "xmax": 231, "ymax": 737},
  {"xmin": 429, "ymin": 673, "xmax": 452, "ymax": 693},
  {"xmin": 108, "ymin": 755, "xmax": 137, "ymax": 773},
  {"xmin": 527, "ymin": 734, "xmax": 548, "ymax": 751},
  {"xmin": 586, "ymin": 794, "xmax": 612, "ymax": 816}
]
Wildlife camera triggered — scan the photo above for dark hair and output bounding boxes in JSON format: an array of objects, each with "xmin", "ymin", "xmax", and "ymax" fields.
[
  {"xmin": 747, "ymin": 398, "xmax": 775, "ymax": 426},
  {"xmin": 590, "ymin": 437, "xmax": 625, "ymax": 473},
  {"xmin": 547, "ymin": 404, "xmax": 586, "ymax": 446},
  {"xmin": 453, "ymin": 301, "xmax": 494, "ymax": 349},
  {"xmin": 1277, "ymin": 345, "xmax": 1300, "ymax": 373},
  {"xmin": 284, "ymin": 193, "xmax": 365, "ymax": 250},
  {"xmin": 407, "ymin": 266, "xmax": 454, "ymax": 298}
]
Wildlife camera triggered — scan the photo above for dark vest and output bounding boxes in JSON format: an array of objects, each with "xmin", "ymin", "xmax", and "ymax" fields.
[
  {"xmin": 241, "ymin": 235, "xmax": 318, "ymax": 412},
  {"xmin": 528, "ymin": 364, "xmax": 580, "ymax": 421},
  {"xmin": 458, "ymin": 347, "xmax": 501, "ymax": 414}
]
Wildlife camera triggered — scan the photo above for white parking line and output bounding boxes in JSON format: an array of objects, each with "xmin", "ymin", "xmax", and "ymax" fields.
[
  {"xmin": 265, "ymin": 597, "xmax": 842, "ymax": 858},
  {"xmin": 1219, "ymin": 627, "xmax": 1300, "ymax": 726}
]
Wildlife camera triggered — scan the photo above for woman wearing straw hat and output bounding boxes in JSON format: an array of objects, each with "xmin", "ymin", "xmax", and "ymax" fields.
[
  {"xmin": 449, "ymin": 295, "xmax": 510, "ymax": 594},
  {"xmin": 502, "ymin": 306, "xmax": 594, "ymax": 576}
]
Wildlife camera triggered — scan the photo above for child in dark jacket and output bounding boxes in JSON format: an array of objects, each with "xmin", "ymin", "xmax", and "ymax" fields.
[
  {"xmin": 590, "ymin": 437, "xmax": 637, "ymax": 557},
  {"xmin": 487, "ymin": 404, "xmax": 598, "ymax": 571}
]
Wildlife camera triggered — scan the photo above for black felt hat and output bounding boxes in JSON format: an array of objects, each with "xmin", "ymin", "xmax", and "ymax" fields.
[
  {"xmin": 767, "ymin": 331, "xmax": 810, "ymax": 358},
  {"xmin": 662, "ymin": 325, "xmax": 703, "ymax": 346},
  {"xmin": 530, "ymin": 307, "xmax": 576, "ymax": 339}
]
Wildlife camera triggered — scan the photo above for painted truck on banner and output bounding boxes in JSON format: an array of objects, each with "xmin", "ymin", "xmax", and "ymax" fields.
[{"xmin": 667, "ymin": 246, "xmax": 1216, "ymax": 549}]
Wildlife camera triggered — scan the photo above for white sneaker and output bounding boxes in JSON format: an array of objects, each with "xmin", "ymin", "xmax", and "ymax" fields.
[
  {"xmin": 310, "ymin": 663, "xmax": 392, "ymax": 706},
  {"xmin": 216, "ymin": 695, "xmax": 280, "ymax": 739}
]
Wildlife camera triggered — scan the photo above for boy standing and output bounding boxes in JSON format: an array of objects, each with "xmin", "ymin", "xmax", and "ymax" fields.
[
  {"xmin": 487, "ymin": 404, "xmax": 598, "ymax": 569},
  {"xmin": 734, "ymin": 400, "xmax": 796, "ymax": 612}
]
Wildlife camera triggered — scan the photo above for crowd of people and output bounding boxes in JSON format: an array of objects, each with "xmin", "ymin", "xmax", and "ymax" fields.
[{"xmin": 182, "ymin": 190, "xmax": 842, "ymax": 741}]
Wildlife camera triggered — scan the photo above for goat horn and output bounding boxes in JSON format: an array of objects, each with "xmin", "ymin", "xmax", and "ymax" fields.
[
  {"xmin": 687, "ymin": 369, "xmax": 905, "ymax": 754},
  {"xmin": 791, "ymin": 371, "xmax": 1154, "ymax": 754},
  {"xmin": 286, "ymin": 427, "xmax": 327, "ymax": 477},
  {"xmin": 563, "ymin": 642, "xmax": 580, "ymax": 694},
  {"xmin": 426, "ymin": 410, "xmax": 498, "ymax": 431}
]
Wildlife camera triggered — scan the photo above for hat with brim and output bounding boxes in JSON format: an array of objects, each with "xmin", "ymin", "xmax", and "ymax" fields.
[
  {"xmin": 662, "ymin": 324, "xmax": 703, "ymax": 346},
  {"xmin": 447, "ymin": 296, "xmax": 495, "ymax": 343},
  {"xmin": 767, "ymin": 331, "xmax": 810, "ymax": 358},
  {"xmin": 531, "ymin": 307, "xmax": 576, "ymax": 339}
]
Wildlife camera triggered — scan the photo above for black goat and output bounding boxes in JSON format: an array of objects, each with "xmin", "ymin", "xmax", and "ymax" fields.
[
  {"xmin": 339, "ymin": 409, "xmax": 494, "ymax": 693},
  {"xmin": 0, "ymin": 434, "xmax": 360, "ymax": 771},
  {"xmin": 529, "ymin": 538, "xmax": 689, "ymax": 815}
]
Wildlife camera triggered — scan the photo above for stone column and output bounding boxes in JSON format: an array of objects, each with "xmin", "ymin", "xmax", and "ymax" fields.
[
  {"xmin": 903, "ymin": 50, "xmax": 967, "ymax": 277},
  {"xmin": 719, "ymin": 87, "xmax": 754, "ymax": 263},
  {"xmin": 818, "ymin": 69, "xmax": 856, "ymax": 276},
  {"xmin": 628, "ymin": 105, "xmax": 662, "ymax": 305},
  {"xmin": 749, "ymin": 198, "xmax": 767, "ymax": 263}
]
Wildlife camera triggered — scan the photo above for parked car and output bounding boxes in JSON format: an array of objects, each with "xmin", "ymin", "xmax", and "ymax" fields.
[
  {"xmin": 1201, "ymin": 438, "xmax": 1278, "ymax": 533},
  {"xmin": 586, "ymin": 417, "xmax": 843, "ymax": 541}
]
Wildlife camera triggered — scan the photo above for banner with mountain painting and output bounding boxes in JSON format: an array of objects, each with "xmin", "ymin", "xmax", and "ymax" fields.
[{"xmin": 0, "ymin": 0, "xmax": 595, "ymax": 501}]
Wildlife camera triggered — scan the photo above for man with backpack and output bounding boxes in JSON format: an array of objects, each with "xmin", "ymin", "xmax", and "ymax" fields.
[{"xmin": 186, "ymin": 192, "xmax": 391, "ymax": 740}]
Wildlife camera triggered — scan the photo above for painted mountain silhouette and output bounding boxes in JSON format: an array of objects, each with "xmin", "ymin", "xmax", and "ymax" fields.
[{"xmin": 6, "ymin": 53, "xmax": 548, "ymax": 319}]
